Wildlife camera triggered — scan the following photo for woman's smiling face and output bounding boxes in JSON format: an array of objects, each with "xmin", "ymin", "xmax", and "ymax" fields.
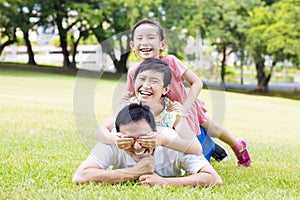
[{"xmin": 134, "ymin": 69, "xmax": 168, "ymax": 106}]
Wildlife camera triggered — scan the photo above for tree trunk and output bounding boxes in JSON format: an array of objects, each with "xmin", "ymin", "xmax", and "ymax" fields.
[
  {"xmin": 220, "ymin": 46, "xmax": 227, "ymax": 85},
  {"xmin": 113, "ymin": 33, "xmax": 130, "ymax": 73},
  {"xmin": 93, "ymin": 27, "xmax": 130, "ymax": 73},
  {"xmin": 0, "ymin": 39, "xmax": 16, "ymax": 55},
  {"xmin": 56, "ymin": 16, "xmax": 70, "ymax": 68},
  {"xmin": 60, "ymin": 34, "xmax": 70, "ymax": 68},
  {"xmin": 254, "ymin": 57, "xmax": 276, "ymax": 93},
  {"xmin": 114, "ymin": 51, "xmax": 129, "ymax": 73},
  {"xmin": 23, "ymin": 31, "xmax": 36, "ymax": 65},
  {"xmin": 240, "ymin": 49, "xmax": 245, "ymax": 85},
  {"xmin": 240, "ymin": 62, "xmax": 244, "ymax": 85},
  {"xmin": 255, "ymin": 60, "xmax": 269, "ymax": 92},
  {"xmin": 70, "ymin": 34, "xmax": 82, "ymax": 69},
  {"xmin": 93, "ymin": 30, "xmax": 118, "ymax": 69},
  {"xmin": 0, "ymin": 30, "xmax": 17, "ymax": 55}
]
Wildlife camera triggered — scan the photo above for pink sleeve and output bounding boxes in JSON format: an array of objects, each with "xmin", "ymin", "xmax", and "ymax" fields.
[
  {"xmin": 126, "ymin": 67, "xmax": 136, "ymax": 93},
  {"xmin": 161, "ymin": 55, "xmax": 188, "ymax": 82}
]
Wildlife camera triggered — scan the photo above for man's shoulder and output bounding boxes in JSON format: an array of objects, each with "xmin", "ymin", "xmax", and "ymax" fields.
[{"xmin": 91, "ymin": 142, "xmax": 120, "ymax": 156}]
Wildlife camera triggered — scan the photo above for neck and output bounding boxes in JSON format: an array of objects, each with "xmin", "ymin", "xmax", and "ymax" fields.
[{"xmin": 150, "ymin": 99, "xmax": 164, "ymax": 117}]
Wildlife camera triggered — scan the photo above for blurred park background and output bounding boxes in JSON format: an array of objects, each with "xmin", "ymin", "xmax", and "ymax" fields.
[{"xmin": 1, "ymin": 0, "xmax": 300, "ymax": 93}]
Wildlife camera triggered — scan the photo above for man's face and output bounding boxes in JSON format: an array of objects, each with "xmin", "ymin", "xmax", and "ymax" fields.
[{"xmin": 119, "ymin": 119, "xmax": 154, "ymax": 162}]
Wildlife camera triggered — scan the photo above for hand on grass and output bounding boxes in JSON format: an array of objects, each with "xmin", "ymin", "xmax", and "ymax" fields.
[{"xmin": 139, "ymin": 173, "xmax": 167, "ymax": 186}]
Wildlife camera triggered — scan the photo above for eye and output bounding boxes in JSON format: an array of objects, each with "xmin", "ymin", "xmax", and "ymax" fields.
[
  {"xmin": 151, "ymin": 79, "xmax": 161, "ymax": 84},
  {"xmin": 138, "ymin": 77, "xmax": 145, "ymax": 81}
]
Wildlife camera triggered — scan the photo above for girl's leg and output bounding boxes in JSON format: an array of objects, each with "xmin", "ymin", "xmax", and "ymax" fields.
[
  {"xmin": 198, "ymin": 126, "xmax": 230, "ymax": 162},
  {"xmin": 201, "ymin": 118, "xmax": 251, "ymax": 167},
  {"xmin": 197, "ymin": 126, "xmax": 215, "ymax": 162},
  {"xmin": 201, "ymin": 118, "xmax": 236, "ymax": 147}
]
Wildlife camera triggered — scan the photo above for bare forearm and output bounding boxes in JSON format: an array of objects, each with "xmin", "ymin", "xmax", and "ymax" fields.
[
  {"xmin": 161, "ymin": 173, "xmax": 221, "ymax": 187},
  {"xmin": 163, "ymin": 136, "xmax": 201, "ymax": 155},
  {"xmin": 73, "ymin": 168, "xmax": 139, "ymax": 185},
  {"xmin": 95, "ymin": 126, "xmax": 115, "ymax": 144},
  {"xmin": 172, "ymin": 118, "xmax": 202, "ymax": 155},
  {"xmin": 183, "ymin": 81, "xmax": 202, "ymax": 112}
]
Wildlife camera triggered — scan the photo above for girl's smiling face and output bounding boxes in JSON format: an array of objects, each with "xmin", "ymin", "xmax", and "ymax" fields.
[
  {"xmin": 130, "ymin": 23, "xmax": 166, "ymax": 60},
  {"xmin": 134, "ymin": 69, "xmax": 168, "ymax": 106}
]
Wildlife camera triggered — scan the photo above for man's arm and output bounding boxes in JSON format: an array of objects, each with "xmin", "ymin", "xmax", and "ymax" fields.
[
  {"xmin": 73, "ymin": 156, "xmax": 155, "ymax": 185},
  {"xmin": 139, "ymin": 163, "xmax": 222, "ymax": 187}
]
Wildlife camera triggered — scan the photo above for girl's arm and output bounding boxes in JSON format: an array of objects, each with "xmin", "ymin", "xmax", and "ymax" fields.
[
  {"xmin": 139, "ymin": 126, "xmax": 202, "ymax": 156},
  {"xmin": 140, "ymin": 107, "xmax": 202, "ymax": 155},
  {"xmin": 94, "ymin": 116, "xmax": 117, "ymax": 144},
  {"xmin": 169, "ymin": 100, "xmax": 202, "ymax": 155},
  {"xmin": 96, "ymin": 114, "xmax": 137, "ymax": 150},
  {"xmin": 171, "ymin": 116, "xmax": 202, "ymax": 155},
  {"xmin": 181, "ymin": 69, "xmax": 203, "ymax": 114}
]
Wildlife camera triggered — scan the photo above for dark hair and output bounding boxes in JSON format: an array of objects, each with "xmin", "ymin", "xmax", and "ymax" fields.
[
  {"xmin": 131, "ymin": 19, "xmax": 164, "ymax": 41},
  {"xmin": 115, "ymin": 104, "xmax": 156, "ymax": 132},
  {"xmin": 133, "ymin": 58, "xmax": 172, "ymax": 87}
]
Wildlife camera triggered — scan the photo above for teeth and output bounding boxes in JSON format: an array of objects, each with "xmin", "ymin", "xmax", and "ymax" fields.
[
  {"xmin": 140, "ymin": 48, "xmax": 152, "ymax": 52},
  {"xmin": 140, "ymin": 91, "xmax": 152, "ymax": 96},
  {"xmin": 133, "ymin": 150, "xmax": 146, "ymax": 155}
]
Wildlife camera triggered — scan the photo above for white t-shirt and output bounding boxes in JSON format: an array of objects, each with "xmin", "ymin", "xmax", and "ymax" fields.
[{"xmin": 88, "ymin": 127, "xmax": 208, "ymax": 177}]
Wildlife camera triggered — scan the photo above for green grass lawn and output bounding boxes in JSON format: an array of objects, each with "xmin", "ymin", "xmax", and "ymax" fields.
[{"xmin": 1, "ymin": 67, "xmax": 300, "ymax": 199}]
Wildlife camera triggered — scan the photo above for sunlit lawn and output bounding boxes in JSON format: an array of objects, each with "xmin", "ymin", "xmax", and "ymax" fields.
[{"xmin": 0, "ymin": 67, "xmax": 299, "ymax": 199}]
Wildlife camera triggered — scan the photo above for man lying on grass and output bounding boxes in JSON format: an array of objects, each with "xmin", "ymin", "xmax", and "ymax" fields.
[{"xmin": 72, "ymin": 104, "xmax": 222, "ymax": 187}]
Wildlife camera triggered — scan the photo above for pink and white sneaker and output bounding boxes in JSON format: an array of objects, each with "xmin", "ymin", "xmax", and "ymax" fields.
[{"xmin": 231, "ymin": 138, "xmax": 251, "ymax": 167}]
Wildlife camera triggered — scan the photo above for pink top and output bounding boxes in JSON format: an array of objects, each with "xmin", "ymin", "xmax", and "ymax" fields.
[{"xmin": 126, "ymin": 55, "xmax": 207, "ymax": 135}]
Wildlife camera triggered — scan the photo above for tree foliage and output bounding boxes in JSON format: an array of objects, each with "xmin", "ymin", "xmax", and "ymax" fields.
[
  {"xmin": 0, "ymin": 0, "xmax": 18, "ymax": 55},
  {"xmin": 246, "ymin": 0, "xmax": 300, "ymax": 91}
]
